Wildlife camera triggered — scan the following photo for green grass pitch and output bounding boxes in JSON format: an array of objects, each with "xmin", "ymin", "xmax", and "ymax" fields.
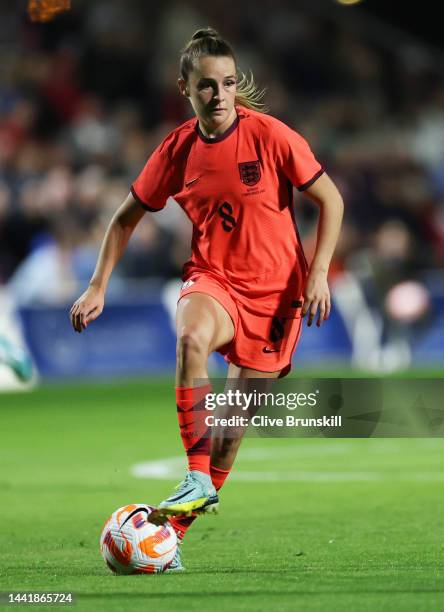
[{"xmin": 1, "ymin": 377, "xmax": 443, "ymax": 611}]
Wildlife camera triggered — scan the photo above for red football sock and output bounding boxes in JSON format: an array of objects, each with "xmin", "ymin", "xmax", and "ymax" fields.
[
  {"xmin": 176, "ymin": 385, "xmax": 212, "ymax": 475},
  {"xmin": 209, "ymin": 464, "xmax": 230, "ymax": 491},
  {"xmin": 169, "ymin": 463, "xmax": 231, "ymax": 540},
  {"xmin": 168, "ymin": 514, "xmax": 196, "ymax": 541}
]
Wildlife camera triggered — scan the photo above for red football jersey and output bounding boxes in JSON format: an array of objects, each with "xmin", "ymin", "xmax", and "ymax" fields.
[{"xmin": 131, "ymin": 106, "xmax": 323, "ymax": 290}]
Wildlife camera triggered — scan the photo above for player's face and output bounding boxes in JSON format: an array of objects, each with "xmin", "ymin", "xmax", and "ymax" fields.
[{"xmin": 181, "ymin": 55, "xmax": 237, "ymax": 136}]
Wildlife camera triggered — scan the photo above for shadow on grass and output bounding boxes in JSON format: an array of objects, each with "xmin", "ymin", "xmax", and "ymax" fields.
[{"xmin": 4, "ymin": 566, "xmax": 304, "ymax": 577}]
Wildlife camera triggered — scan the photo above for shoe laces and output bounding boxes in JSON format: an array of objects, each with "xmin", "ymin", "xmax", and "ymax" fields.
[{"xmin": 174, "ymin": 473, "xmax": 194, "ymax": 492}]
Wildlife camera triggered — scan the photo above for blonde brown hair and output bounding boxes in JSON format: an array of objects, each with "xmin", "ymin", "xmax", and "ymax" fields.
[{"xmin": 180, "ymin": 27, "xmax": 268, "ymax": 113}]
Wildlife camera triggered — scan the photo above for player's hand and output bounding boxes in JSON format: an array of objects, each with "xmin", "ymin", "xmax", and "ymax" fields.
[
  {"xmin": 70, "ymin": 285, "xmax": 105, "ymax": 333},
  {"xmin": 301, "ymin": 269, "xmax": 331, "ymax": 328}
]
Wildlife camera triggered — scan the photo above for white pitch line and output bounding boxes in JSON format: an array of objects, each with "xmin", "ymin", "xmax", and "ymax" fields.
[{"xmin": 130, "ymin": 451, "xmax": 444, "ymax": 482}]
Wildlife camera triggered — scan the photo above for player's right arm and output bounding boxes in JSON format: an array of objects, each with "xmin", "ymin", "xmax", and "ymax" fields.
[
  {"xmin": 71, "ymin": 129, "xmax": 181, "ymax": 332},
  {"xmin": 70, "ymin": 192, "xmax": 145, "ymax": 333}
]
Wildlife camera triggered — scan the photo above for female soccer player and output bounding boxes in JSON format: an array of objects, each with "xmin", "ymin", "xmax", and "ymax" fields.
[{"xmin": 70, "ymin": 28, "xmax": 343, "ymax": 564}]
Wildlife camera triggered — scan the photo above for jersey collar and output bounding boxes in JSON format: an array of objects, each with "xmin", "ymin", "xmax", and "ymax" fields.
[{"xmin": 195, "ymin": 112, "xmax": 240, "ymax": 144}]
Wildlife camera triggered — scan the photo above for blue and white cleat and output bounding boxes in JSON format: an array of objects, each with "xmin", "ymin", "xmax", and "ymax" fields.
[
  {"xmin": 165, "ymin": 542, "xmax": 185, "ymax": 573},
  {"xmin": 158, "ymin": 470, "xmax": 219, "ymax": 516},
  {"xmin": 0, "ymin": 336, "xmax": 33, "ymax": 382}
]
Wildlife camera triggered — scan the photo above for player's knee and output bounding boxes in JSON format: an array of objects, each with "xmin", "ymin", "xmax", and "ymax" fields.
[{"xmin": 176, "ymin": 329, "xmax": 209, "ymax": 366}]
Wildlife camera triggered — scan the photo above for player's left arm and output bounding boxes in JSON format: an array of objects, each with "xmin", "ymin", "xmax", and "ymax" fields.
[{"xmin": 301, "ymin": 172, "xmax": 344, "ymax": 327}]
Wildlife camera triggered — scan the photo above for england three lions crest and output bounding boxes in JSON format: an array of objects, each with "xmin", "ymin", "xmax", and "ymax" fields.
[{"xmin": 239, "ymin": 160, "xmax": 261, "ymax": 186}]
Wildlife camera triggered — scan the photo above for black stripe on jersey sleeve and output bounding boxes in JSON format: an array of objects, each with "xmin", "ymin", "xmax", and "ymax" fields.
[
  {"xmin": 297, "ymin": 168, "xmax": 325, "ymax": 192},
  {"xmin": 130, "ymin": 185, "xmax": 162, "ymax": 212}
]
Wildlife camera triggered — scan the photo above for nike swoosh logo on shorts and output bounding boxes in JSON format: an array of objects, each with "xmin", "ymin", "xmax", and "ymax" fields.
[
  {"xmin": 185, "ymin": 177, "xmax": 199, "ymax": 187},
  {"xmin": 262, "ymin": 347, "xmax": 281, "ymax": 353}
]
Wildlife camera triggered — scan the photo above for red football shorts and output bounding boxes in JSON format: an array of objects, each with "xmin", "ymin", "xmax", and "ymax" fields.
[{"xmin": 178, "ymin": 268, "xmax": 304, "ymax": 377}]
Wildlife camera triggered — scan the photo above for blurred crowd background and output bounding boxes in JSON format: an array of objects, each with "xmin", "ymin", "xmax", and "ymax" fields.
[{"xmin": 0, "ymin": 0, "xmax": 443, "ymax": 375}]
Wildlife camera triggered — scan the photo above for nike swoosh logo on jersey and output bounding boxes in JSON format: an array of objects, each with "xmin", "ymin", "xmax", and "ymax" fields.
[
  {"xmin": 262, "ymin": 347, "xmax": 281, "ymax": 353},
  {"xmin": 185, "ymin": 177, "xmax": 199, "ymax": 187}
]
